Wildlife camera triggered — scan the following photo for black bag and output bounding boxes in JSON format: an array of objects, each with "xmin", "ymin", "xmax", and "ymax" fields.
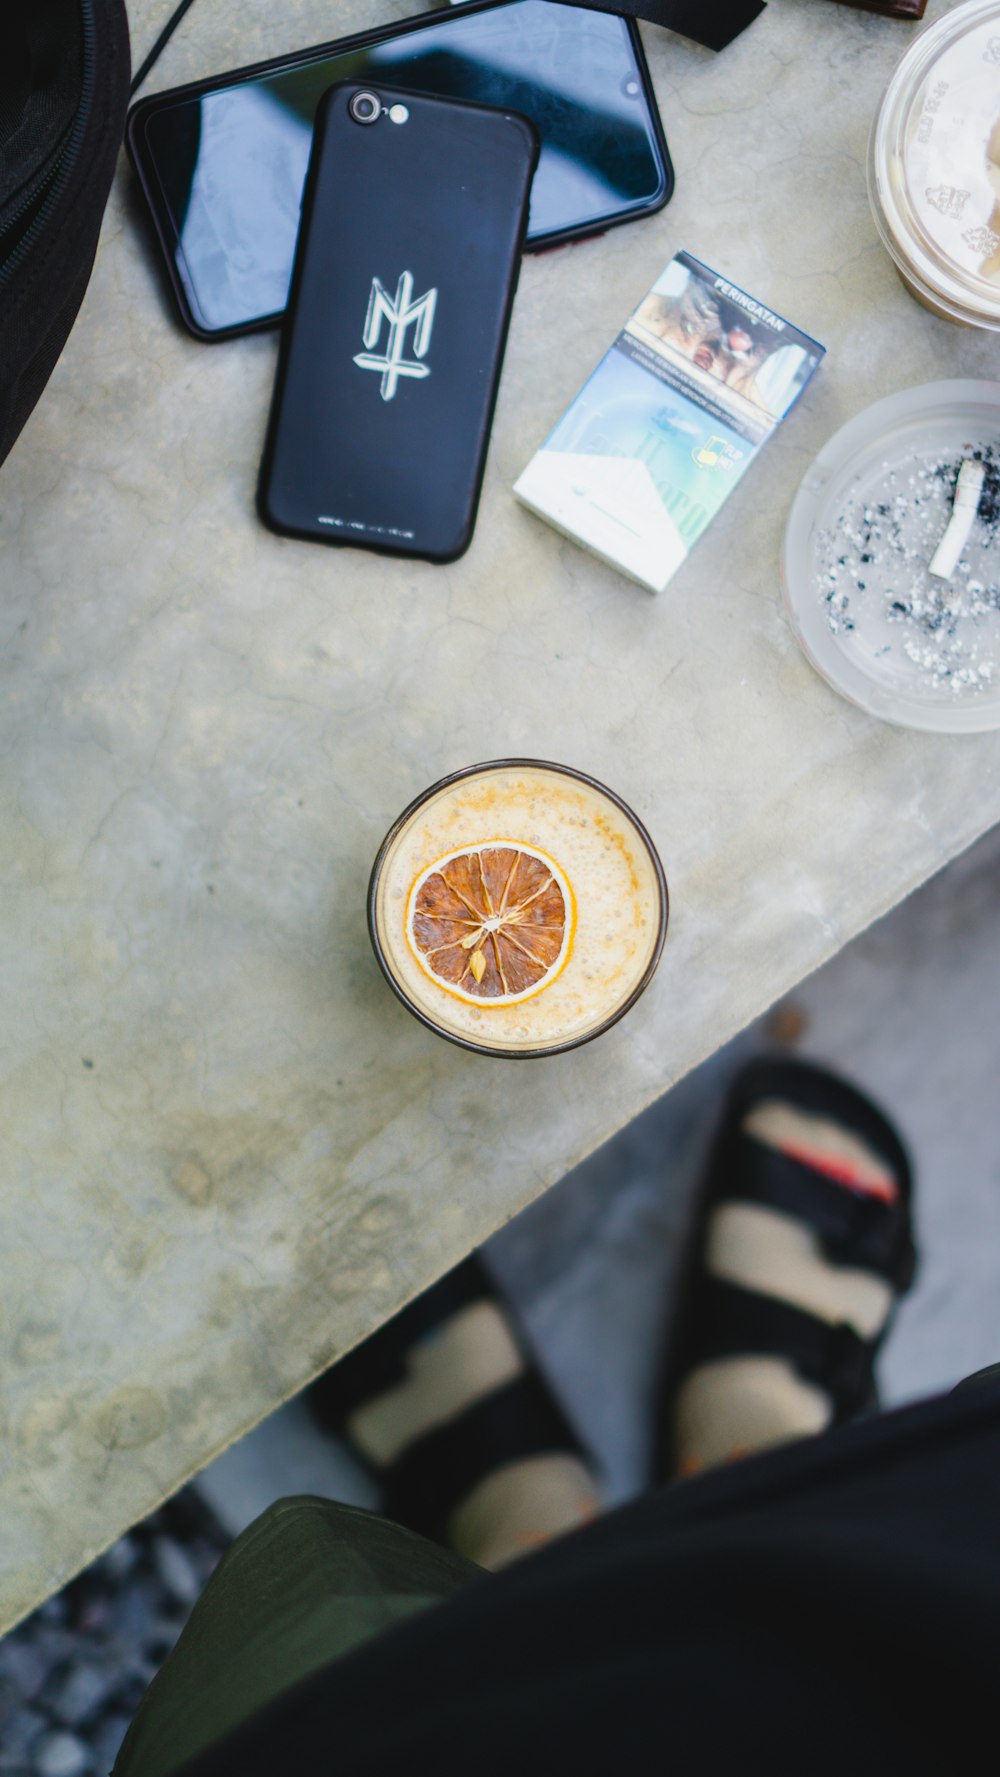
[{"xmin": 0, "ymin": 0, "xmax": 130, "ymax": 470}]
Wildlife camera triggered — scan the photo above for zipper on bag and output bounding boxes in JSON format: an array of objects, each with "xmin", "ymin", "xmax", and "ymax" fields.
[{"xmin": 0, "ymin": 2, "xmax": 98, "ymax": 290}]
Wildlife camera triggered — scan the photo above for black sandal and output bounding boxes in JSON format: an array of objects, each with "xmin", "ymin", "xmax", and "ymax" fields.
[
  {"xmin": 308, "ymin": 1254, "xmax": 589, "ymax": 1544},
  {"xmin": 657, "ymin": 1055, "xmax": 917, "ymax": 1482}
]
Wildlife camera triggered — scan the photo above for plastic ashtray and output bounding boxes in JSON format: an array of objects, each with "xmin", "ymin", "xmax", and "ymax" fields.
[
  {"xmin": 782, "ymin": 380, "xmax": 1000, "ymax": 733},
  {"xmin": 868, "ymin": 0, "xmax": 1000, "ymax": 330}
]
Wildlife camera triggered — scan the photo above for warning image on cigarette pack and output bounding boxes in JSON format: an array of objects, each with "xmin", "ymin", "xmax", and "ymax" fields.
[{"xmin": 627, "ymin": 253, "xmax": 823, "ymax": 425}]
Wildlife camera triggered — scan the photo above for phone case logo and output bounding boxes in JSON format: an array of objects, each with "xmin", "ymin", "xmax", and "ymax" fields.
[{"xmin": 354, "ymin": 271, "xmax": 437, "ymax": 401}]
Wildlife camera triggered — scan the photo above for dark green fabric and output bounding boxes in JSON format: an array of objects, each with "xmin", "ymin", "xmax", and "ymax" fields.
[{"xmin": 113, "ymin": 1495, "xmax": 482, "ymax": 1777}]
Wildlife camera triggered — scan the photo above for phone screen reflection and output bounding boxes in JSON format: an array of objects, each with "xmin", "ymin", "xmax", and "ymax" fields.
[{"xmin": 143, "ymin": 0, "xmax": 667, "ymax": 333}]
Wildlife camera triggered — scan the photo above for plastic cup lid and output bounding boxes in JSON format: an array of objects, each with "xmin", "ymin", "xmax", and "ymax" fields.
[{"xmin": 868, "ymin": 0, "xmax": 1000, "ymax": 328}]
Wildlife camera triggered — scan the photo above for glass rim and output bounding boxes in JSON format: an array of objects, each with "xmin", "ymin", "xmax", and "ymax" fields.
[{"xmin": 366, "ymin": 757, "xmax": 669, "ymax": 1059}]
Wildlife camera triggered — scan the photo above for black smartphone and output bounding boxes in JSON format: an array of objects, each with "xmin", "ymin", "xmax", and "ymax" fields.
[
  {"xmin": 258, "ymin": 82, "xmax": 538, "ymax": 563},
  {"xmin": 125, "ymin": 0, "xmax": 672, "ymax": 340}
]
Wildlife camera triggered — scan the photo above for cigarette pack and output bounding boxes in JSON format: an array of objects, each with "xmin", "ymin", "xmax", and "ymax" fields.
[{"xmin": 514, "ymin": 251, "xmax": 825, "ymax": 593}]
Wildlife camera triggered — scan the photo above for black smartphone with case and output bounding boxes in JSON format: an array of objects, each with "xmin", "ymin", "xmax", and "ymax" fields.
[
  {"xmin": 125, "ymin": 0, "xmax": 672, "ymax": 340},
  {"xmin": 258, "ymin": 83, "xmax": 538, "ymax": 563}
]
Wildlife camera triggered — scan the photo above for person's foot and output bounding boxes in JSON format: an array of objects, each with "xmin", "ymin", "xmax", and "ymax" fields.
[
  {"xmin": 309, "ymin": 1256, "xmax": 601, "ymax": 1569},
  {"xmin": 661, "ymin": 1057, "xmax": 917, "ymax": 1479}
]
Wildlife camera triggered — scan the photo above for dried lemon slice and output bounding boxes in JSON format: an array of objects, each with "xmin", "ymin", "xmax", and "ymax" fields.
[{"xmin": 405, "ymin": 842, "xmax": 575, "ymax": 1006}]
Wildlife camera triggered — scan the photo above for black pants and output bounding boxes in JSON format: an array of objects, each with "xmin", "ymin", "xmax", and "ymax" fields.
[{"xmin": 168, "ymin": 1379, "xmax": 1000, "ymax": 1775}]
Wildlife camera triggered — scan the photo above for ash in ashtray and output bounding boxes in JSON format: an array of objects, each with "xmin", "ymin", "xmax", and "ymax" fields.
[{"xmin": 817, "ymin": 442, "xmax": 1000, "ymax": 694}]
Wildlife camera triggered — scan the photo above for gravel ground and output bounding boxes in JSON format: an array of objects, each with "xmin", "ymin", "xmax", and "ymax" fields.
[{"xmin": 0, "ymin": 1494, "xmax": 229, "ymax": 1777}]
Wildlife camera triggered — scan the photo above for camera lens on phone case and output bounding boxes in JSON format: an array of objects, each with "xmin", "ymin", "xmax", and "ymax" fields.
[{"xmin": 349, "ymin": 90, "xmax": 382, "ymax": 124}]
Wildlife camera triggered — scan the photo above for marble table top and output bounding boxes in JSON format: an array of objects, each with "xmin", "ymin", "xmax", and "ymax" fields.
[{"xmin": 3, "ymin": 0, "xmax": 998, "ymax": 1631}]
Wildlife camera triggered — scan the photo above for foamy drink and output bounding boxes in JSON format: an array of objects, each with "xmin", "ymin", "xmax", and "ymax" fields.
[{"xmin": 368, "ymin": 760, "xmax": 667, "ymax": 1056}]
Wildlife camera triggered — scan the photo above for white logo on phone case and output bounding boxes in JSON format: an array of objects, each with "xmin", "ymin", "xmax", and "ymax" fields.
[{"xmin": 354, "ymin": 271, "xmax": 437, "ymax": 401}]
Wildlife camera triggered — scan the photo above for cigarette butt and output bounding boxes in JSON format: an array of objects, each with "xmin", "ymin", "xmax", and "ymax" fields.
[{"xmin": 929, "ymin": 459, "xmax": 985, "ymax": 580}]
